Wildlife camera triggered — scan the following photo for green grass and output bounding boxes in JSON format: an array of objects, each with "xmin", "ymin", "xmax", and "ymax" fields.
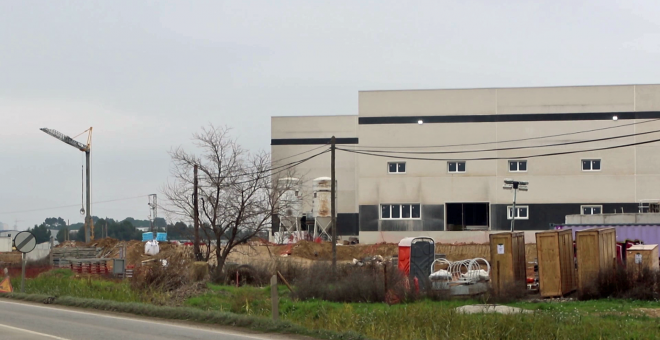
[
  {"xmin": 510, "ymin": 298, "xmax": 660, "ymax": 314},
  {"xmin": 184, "ymin": 285, "xmax": 660, "ymax": 340},
  {"xmin": 9, "ymin": 269, "xmax": 159, "ymax": 303}
]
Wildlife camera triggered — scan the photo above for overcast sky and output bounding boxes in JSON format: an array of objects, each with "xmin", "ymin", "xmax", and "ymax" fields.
[{"xmin": 2, "ymin": 0, "xmax": 660, "ymax": 230}]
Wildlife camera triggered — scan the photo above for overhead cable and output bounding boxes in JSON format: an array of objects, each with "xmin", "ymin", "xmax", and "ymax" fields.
[
  {"xmin": 336, "ymin": 137, "xmax": 660, "ymax": 161},
  {"xmin": 358, "ymin": 118, "xmax": 660, "ymax": 149},
  {"xmin": 351, "ymin": 128, "xmax": 660, "ymax": 155}
]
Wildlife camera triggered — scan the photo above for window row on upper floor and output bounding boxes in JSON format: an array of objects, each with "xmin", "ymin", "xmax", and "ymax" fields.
[{"xmin": 387, "ymin": 159, "xmax": 601, "ymax": 174}]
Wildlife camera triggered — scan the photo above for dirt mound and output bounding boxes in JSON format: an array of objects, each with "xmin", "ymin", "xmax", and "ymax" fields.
[
  {"xmin": 56, "ymin": 241, "xmax": 79, "ymax": 248},
  {"xmin": 291, "ymin": 241, "xmax": 398, "ymax": 261},
  {"xmin": 89, "ymin": 238, "xmax": 120, "ymax": 249}
]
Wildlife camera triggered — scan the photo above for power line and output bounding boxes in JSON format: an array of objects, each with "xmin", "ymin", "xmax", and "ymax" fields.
[
  {"xmin": 336, "ymin": 137, "xmax": 660, "ymax": 161},
  {"xmin": 358, "ymin": 118, "xmax": 660, "ymax": 149},
  {"xmin": 201, "ymin": 149, "xmax": 330, "ymax": 186},
  {"xmin": 271, "ymin": 144, "xmax": 329, "ymax": 163},
  {"xmin": 0, "ymin": 195, "xmax": 150, "ymax": 215},
  {"xmin": 200, "ymin": 148, "xmax": 330, "ymax": 181},
  {"xmin": 350, "ymin": 128, "xmax": 660, "ymax": 155}
]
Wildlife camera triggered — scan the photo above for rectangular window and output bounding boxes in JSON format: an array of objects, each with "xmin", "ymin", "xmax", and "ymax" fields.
[
  {"xmin": 388, "ymin": 162, "xmax": 406, "ymax": 174},
  {"xmin": 581, "ymin": 205, "xmax": 602, "ymax": 215},
  {"xmin": 509, "ymin": 160, "xmax": 527, "ymax": 172},
  {"xmin": 507, "ymin": 206, "xmax": 529, "ymax": 220},
  {"xmin": 391, "ymin": 204, "xmax": 401, "ymax": 218},
  {"xmin": 448, "ymin": 161, "xmax": 466, "ymax": 173},
  {"xmin": 380, "ymin": 204, "xmax": 422, "ymax": 219},
  {"xmin": 381, "ymin": 205, "xmax": 390, "ymax": 219},
  {"xmin": 582, "ymin": 159, "xmax": 601, "ymax": 171}
]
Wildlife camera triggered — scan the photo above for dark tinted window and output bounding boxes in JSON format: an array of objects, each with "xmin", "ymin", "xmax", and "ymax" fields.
[
  {"xmin": 582, "ymin": 160, "xmax": 590, "ymax": 170},
  {"xmin": 412, "ymin": 204, "xmax": 420, "ymax": 218},
  {"xmin": 448, "ymin": 162, "xmax": 456, "ymax": 172},
  {"xmin": 398, "ymin": 163, "xmax": 406, "ymax": 173},
  {"xmin": 391, "ymin": 205, "xmax": 400, "ymax": 218},
  {"xmin": 509, "ymin": 161, "xmax": 516, "ymax": 171},
  {"xmin": 583, "ymin": 207, "xmax": 590, "ymax": 215},
  {"xmin": 402, "ymin": 204, "xmax": 411, "ymax": 218},
  {"xmin": 388, "ymin": 163, "xmax": 397, "ymax": 173},
  {"xmin": 519, "ymin": 161, "xmax": 527, "ymax": 171},
  {"xmin": 592, "ymin": 160, "xmax": 601, "ymax": 170},
  {"xmin": 457, "ymin": 162, "xmax": 466, "ymax": 172},
  {"xmin": 381, "ymin": 205, "xmax": 390, "ymax": 218},
  {"xmin": 593, "ymin": 206, "xmax": 601, "ymax": 214},
  {"xmin": 519, "ymin": 207, "xmax": 528, "ymax": 218}
]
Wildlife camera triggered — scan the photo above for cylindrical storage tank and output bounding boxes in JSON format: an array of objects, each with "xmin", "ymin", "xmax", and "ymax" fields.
[
  {"xmin": 277, "ymin": 178, "xmax": 302, "ymax": 218},
  {"xmin": 312, "ymin": 177, "xmax": 337, "ymax": 218}
]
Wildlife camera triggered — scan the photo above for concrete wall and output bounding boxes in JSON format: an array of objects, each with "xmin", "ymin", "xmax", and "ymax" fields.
[{"xmin": 566, "ymin": 213, "xmax": 660, "ymax": 224}]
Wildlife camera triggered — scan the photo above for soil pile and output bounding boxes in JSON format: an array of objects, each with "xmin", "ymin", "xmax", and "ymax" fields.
[{"xmin": 291, "ymin": 241, "xmax": 398, "ymax": 261}]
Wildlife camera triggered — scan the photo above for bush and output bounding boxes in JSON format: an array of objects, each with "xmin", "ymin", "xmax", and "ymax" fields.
[
  {"xmin": 131, "ymin": 252, "xmax": 192, "ymax": 293},
  {"xmin": 580, "ymin": 267, "xmax": 660, "ymax": 301},
  {"xmin": 293, "ymin": 262, "xmax": 420, "ymax": 303}
]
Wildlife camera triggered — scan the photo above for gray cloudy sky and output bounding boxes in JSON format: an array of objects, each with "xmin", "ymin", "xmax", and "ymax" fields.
[{"xmin": 2, "ymin": 0, "xmax": 660, "ymax": 230}]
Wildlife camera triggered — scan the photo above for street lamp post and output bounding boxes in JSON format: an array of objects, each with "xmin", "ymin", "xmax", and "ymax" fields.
[{"xmin": 503, "ymin": 179, "xmax": 529, "ymax": 232}]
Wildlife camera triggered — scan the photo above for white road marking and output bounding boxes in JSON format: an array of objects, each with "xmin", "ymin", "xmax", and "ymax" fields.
[
  {"xmin": 0, "ymin": 323, "xmax": 71, "ymax": 340},
  {"xmin": 0, "ymin": 300, "xmax": 275, "ymax": 340}
]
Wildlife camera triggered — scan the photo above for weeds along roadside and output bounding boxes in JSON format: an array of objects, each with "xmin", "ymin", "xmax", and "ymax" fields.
[{"xmin": 7, "ymin": 261, "xmax": 660, "ymax": 340}]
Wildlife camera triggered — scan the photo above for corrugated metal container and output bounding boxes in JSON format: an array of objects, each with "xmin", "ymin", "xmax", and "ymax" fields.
[
  {"xmin": 554, "ymin": 224, "xmax": 660, "ymax": 245},
  {"xmin": 489, "ymin": 232, "xmax": 526, "ymax": 296},
  {"xmin": 536, "ymin": 229, "xmax": 576, "ymax": 297},
  {"xmin": 575, "ymin": 228, "xmax": 617, "ymax": 294},
  {"xmin": 626, "ymin": 244, "xmax": 659, "ymax": 274}
]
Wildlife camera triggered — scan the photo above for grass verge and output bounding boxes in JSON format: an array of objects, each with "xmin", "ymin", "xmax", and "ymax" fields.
[{"xmin": 0, "ymin": 292, "xmax": 368, "ymax": 340}]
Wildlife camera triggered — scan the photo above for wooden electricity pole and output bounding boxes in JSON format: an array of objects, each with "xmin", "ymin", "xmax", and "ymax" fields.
[
  {"xmin": 193, "ymin": 164, "xmax": 201, "ymax": 261},
  {"xmin": 331, "ymin": 136, "xmax": 337, "ymax": 274}
]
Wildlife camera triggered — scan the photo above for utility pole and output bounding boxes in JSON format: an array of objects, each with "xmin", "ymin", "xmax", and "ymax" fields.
[
  {"xmin": 193, "ymin": 165, "xmax": 201, "ymax": 261},
  {"xmin": 148, "ymin": 194, "xmax": 158, "ymax": 233},
  {"xmin": 331, "ymin": 136, "xmax": 337, "ymax": 273},
  {"xmin": 503, "ymin": 179, "xmax": 529, "ymax": 232}
]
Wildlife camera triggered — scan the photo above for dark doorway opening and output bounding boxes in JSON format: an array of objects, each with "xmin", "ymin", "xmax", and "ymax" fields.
[{"xmin": 445, "ymin": 203, "xmax": 489, "ymax": 231}]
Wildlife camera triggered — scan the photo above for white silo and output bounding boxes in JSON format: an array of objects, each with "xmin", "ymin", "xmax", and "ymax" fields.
[
  {"xmin": 276, "ymin": 177, "xmax": 303, "ymax": 243},
  {"xmin": 312, "ymin": 177, "xmax": 336, "ymax": 239}
]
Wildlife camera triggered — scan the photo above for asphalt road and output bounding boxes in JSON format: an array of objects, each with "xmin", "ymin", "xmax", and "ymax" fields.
[{"xmin": 0, "ymin": 300, "xmax": 301, "ymax": 340}]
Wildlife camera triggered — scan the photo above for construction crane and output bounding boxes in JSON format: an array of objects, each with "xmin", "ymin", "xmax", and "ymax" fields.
[{"xmin": 40, "ymin": 127, "xmax": 94, "ymax": 243}]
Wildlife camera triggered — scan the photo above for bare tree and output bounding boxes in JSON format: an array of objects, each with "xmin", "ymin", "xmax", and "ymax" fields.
[{"xmin": 163, "ymin": 124, "xmax": 299, "ymax": 277}]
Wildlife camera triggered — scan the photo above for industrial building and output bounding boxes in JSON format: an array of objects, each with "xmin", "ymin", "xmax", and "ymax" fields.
[{"xmin": 271, "ymin": 84, "xmax": 660, "ymax": 244}]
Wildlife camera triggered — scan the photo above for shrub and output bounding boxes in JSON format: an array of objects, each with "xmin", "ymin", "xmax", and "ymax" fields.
[{"xmin": 579, "ymin": 267, "xmax": 660, "ymax": 301}]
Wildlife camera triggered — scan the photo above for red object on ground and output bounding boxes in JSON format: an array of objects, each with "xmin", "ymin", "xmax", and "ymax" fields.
[
  {"xmin": 280, "ymin": 244, "xmax": 294, "ymax": 256},
  {"xmin": 413, "ymin": 277, "xmax": 420, "ymax": 293},
  {"xmin": 397, "ymin": 238, "xmax": 413, "ymax": 275},
  {"xmin": 314, "ymin": 237, "xmax": 322, "ymax": 244},
  {"xmin": 526, "ymin": 277, "xmax": 535, "ymax": 284}
]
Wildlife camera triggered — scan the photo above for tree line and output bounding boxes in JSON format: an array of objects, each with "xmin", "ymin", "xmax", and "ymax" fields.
[{"xmin": 27, "ymin": 217, "xmax": 193, "ymax": 244}]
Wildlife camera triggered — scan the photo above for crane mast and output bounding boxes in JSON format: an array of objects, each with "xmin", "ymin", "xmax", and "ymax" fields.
[{"xmin": 40, "ymin": 127, "xmax": 94, "ymax": 243}]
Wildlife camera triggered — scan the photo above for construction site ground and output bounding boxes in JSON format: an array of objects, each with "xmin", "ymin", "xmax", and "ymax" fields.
[{"xmin": 48, "ymin": 238, "xmax": 538, "ymax": 273}]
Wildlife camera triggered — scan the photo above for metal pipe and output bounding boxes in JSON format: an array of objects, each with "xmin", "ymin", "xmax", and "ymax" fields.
[{"xmin": 85, "ymin": 151, "xmax": 92, "ymax": 242}]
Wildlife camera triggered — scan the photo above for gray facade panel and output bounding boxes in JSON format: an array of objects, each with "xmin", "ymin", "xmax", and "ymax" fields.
[
  {"xmin": 359, "ymin": 205, "xmax": 379, "ymax": 231},
  {"xmin": 337, "ymin": 213, "xmax": 359, "ymax": 236},
  {"xmin": 422, "ymin": 205, "xmax": 444, "ymax": 231},
  {"xmin": 490, "ymin": 203, "xmax": 640, "ymax": 231},
  {"xmin": 381, "ymin": 220, "xmax": 423, "ymax": 232}
]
